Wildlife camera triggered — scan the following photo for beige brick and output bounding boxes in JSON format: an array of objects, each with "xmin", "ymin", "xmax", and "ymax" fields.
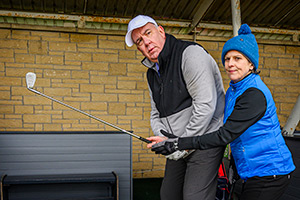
[
  {"xmin": 108, "ymin": 102, "xmax": 125, "ymax": 115},
  {"xmin": 65, "ymin": 52, "xmax": 91, "ymax": 61},
  {"xmin": 49, "ymin": 42, "xmax": 76, "ymax": 52},
  {"xmin": 14, "ymin": 50, "xmax": 29, "ymax": 57},
  {"xmin": 107, "ymin": 36, "xmax": 124, "ymax": 41},
  {"xmin": 0, "ymin": 49, "xmax": 13, "ymax": 57},
  {"xmin": 137, "ymin": 81, "xmax": 148, "ymax": 90},
  {"xmin": 132, "ymin": 120, "xmax": 150, "ymax": 128},
  {"xmin": 63, "ymin": 79, "xmax": 89, "ymax": 84},
  {"xmin": 6, "ymin": 68, "xmax": 31, "ymax": 77},
  {"xmin": 24, "ymin": 96, "xmax": 52, "ymax": 105},
  {"xmin": 11, "ymin": 86, "xmax": 32, "ymax": 96},
  {"xmin": 90, "ymin": 76, "xmax": 116, "ymax": 84},
  {"xmin": 126, "ymin": 107, "xmax": 143, "ymax": 115},
  {"xmin": 23, "ymin": 114, "xmax": 51, "ymax": 123},
  {"xmin": 264, "ymin": 77, "xmax": 300, "ymax": 86},
  {"xmin": 92, "ymin": 93, "xmax": 118, "ymax": 102},
  {"xmin": 53, "ymin": 102, "xmax": 80, "ymax": 110},
  {"xmin": 64, "ymin": 96, "xmax": 90, "ymax": 101},
  {"xmin": 70, "ymin": 34, "xmax": 97, "ymax": 43},
  {"xmin": 0, "ymin": 91, "xmax": 10, "ymax": 100},
  {"xmin": 0, "ymin": 119, "xmax": 22, "ymax": 128},
  {"xmin": 279, "ymin": 58, "xmax": 299, "ymax": 67},
  {"xmin": 127, "ymin": 63, "xmax": 146, "ymax": 72},
  {"xmin": 12, "ymin": 30, "xmax": 30, "ymax": 35},
  {"xmin": 0, "ymin": 63, "xmax": 4, "ymax": 71},
  {"xmin": 0, "ymin": 29, "xmax": 10, "ymax": 39},
  {"xmin": 0, "ymin": 100, "xmax": 22, "ymax": 105},
  {"xmin": 264, "ymin": 57, "xmax": 278, "ymax": 69},
  {"xmin": 119, "ymin": 50, "xmax": 136, "ymax": 59},
  {"xmin": 32, "ymin": 31, "xmax": 60, "ymax": 37},
  {"xmin": 286, "ymin": 46, "xmax": 300, "ymax": 54},
  {"xmin": 44, "ymin": 70, "xmax": 71, "ymax": 78},
  {"xmin": 63, "ymin": 110, "xmax": 88, "ymax": 119},
  {"xmin": 93, "ymin": 53, "xmax": 118, "ymax": 62},
  {"xmin": 119, "ymin": 94, "xmax": 143, "ymax": 102},
  {"xmin": 34, "ymin": 78, "xmax": 51, "ymax": 87},
  {"xmin": 12, "ymin": 35, "xmax": 40, "ymax": 41},
  {"xmin": 0, "ymin": 39, "xmax": 27, "ymax": 49},
  {"xmin": 15, "ymin": 54, "xmax": 35, "ymax": 63},
  {"xmin": 98, "ymin": 40, "xmax": 125, "ymax": 49},
  {"xmin": 82, "ymin": 62, "xmax": 108, "ymax": 71},
  {"xmin": 71, "ymin": 71, "xmax": 89, "ymax": 79},
  {"xmin": 132, "ymin": 162, "xmax": 152, "ymax": 170},
  {"xmin": 119, "ymin": 58, "xmax": 141, "ymax": 64},
  {"xmin": 287, "ymin": 86, "xmax": 300, "ymax": 93},
  {"xmin": 44, "ymin": 88, "xmax": 72, "ymax": 97},
  {"xmin": 281, "ymin": 103, "xmax": 297, "ymax": 111},
  {"xmin": 15, "ymin": 105, "xmax": 34, "ymax": 114},
  {"xmin": 199, "ymin": 41, "xmax": 218, "ymax": 50},
  {"xmin": 264, "ymin": 45, "xmax": 285, "ymax": 54},
  {"xmin": 36, "ymin": 55, "xmax": 63, "ymax": 65},
  {"xmin": 42, "ymin": 37, "xmax": 69, "ymax": 42},
  {"xmin": 80, "ymin": 84, "xmax": 104, "ymax": 93},
  {"xmin": 270, "ymin": 70, "xmax": 298, "ymax": 78},
  {"xmin": 0, "ymin": 105, "xmax": 14, "ymax": 114},
  {"xmin": 78, "ymin": 43, "xmax": 98, "ymax": 48},
  {"xmin": 109, "ymin": 63, "xmax": 126, "ymax": 75},
  {"xmin": 105, "ymin": 49, "xmax": 118, "ymax": 54},
  {"xmin": 0, "ymin": 77, "xmax": 22, "ymax": 86},
  {"xmin": 0, "ymin": 57, "xmax": 14, "ymax": 62},
  {"xmin": 81, "ymin": 102, "xmax": 107, "ymax": 111},
  {"xmin": 44, "ymin": 123, "xmax": 62, "ymax": 131},
  {"xmin": 118, "ymin": 81, "xmax": 136, "ymax": 89},
  {"xmin": 29, "ymin": 41, "xmax": 48, "ymax": 55}
]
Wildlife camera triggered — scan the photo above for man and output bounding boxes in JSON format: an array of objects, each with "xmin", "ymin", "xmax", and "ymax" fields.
[{"xmin": 125, "ymin": 15, "xmax": 225, "ymax": 200}]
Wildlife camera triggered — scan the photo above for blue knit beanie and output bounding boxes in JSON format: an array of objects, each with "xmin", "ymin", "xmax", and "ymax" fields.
[{"xmin": 221, "ymin": 24, "xmax": 259, "ymax": 69}]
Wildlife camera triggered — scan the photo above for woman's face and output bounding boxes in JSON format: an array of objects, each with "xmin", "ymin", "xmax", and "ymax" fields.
[{"xmin": 224, "ymin": 50, "xmax": 254, "ymax": 83}]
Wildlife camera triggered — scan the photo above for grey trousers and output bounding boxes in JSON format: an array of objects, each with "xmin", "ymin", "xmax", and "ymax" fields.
[{"xmin": 160, "ymin": 147, "xmax": 225, "ymax": 200}]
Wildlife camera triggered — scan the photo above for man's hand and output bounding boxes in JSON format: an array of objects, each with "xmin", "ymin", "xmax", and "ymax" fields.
[
  {"xmin": 151, "ymin": 138, "xmax": 178, "ymax": 155},
  {"xmin": 146, "ymin": 136, "xmax": 168, "ymax": 148},
  {"xmin": 146, "ymin": 130, "xmax": 177, "ymax": 148}
]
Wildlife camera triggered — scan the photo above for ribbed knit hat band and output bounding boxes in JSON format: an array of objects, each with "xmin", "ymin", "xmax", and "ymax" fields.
[{"xmin": 221, "ymin": 24, "xmax": 259, "ymax": 70}]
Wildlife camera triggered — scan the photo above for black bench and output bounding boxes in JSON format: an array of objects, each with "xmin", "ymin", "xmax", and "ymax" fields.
[{"xmin": 1, "ymin": 172, "xmax": 118, "ymax": 200}]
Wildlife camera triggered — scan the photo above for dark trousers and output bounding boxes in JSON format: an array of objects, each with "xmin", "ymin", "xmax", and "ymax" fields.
[
  {"xmin": 160, "ymin": 147, "xmax": 224, "ymax": 200},
  {"xmin": 240, "ymin": 173, "xmax": 291, "ymax": 200}
]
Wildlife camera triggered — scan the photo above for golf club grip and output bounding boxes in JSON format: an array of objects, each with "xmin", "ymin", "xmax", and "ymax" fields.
[{"xmin": 139, "ymin": 137, "xmax": 152, "ymax": 144}]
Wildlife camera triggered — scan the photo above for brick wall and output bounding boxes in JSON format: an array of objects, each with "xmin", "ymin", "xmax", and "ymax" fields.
[{"xmin": 0, "ymin": 28, "xmax": 299, "ymax": 178}]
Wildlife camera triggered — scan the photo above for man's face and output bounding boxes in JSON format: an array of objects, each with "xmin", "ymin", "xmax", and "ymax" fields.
[{"xmin": 131, "ymin": 23, "xmax": 166, "ymax": 63}]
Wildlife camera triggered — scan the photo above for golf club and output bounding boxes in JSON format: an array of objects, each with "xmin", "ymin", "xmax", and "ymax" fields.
[{"xmin": 25, "ymin": 72, "xmax": 151, "ymax": 144}]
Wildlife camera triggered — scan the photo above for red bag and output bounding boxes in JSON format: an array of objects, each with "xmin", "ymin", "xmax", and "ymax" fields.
[{"xmin": 215, "ymin": 162, "xmax": 230, "ymax": 200}]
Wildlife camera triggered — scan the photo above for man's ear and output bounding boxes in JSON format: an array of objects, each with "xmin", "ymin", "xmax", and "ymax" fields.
[{"xmin": 158, "ymin": 25, "xmax": 166, "ymax": 38}]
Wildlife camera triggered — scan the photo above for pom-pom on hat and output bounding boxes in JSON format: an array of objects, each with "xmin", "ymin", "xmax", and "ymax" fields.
[
  {"xmin": 125, "ymin": 15, "xmax": 158, "ymax": 47},
  {"xmin": 221, "ymin": 24, "xmax": 259, "ymax": 69}
]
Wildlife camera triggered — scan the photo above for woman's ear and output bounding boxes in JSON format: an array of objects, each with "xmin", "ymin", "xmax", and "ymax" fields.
[{"xmin": 250, "ymin": 63, "xmax": 254, "ymax": 71}]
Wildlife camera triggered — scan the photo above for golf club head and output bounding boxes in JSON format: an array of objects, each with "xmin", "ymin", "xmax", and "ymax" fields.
[{"xmin": 26, "ymin": 72, "xmax": 36, "ymax": 89}]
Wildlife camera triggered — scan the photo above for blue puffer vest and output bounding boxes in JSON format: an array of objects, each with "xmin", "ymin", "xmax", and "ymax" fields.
[{"xmin": 225, "ymin": 73, "xmax": 295, "ymax": 180}]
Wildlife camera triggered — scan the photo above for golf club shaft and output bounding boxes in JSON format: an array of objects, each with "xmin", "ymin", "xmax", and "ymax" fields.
[{"xmin": 28, "ymin": 88, "xmax": 151, "ymax": 144}]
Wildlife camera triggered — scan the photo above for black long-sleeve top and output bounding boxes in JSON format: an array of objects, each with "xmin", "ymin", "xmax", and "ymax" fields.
[{"xmin": 177, "ymin": 87, "xmax": 267, "ymax": 150}]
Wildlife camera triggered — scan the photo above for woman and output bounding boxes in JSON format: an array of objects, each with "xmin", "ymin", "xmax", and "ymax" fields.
[{"xmin": 148, "ymin": 24, "xmax": 295, "ymax": 200}]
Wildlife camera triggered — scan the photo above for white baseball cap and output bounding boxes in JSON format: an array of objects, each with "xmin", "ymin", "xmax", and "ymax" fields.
[{"xmin": 125, "ymin": 15, "xmax": 158, "ymax": 47}]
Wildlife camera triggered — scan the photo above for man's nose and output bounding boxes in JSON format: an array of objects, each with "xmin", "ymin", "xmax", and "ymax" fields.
[{"xmin": 143, "ymin": 36, "xmax": 151, "ymax": 45}]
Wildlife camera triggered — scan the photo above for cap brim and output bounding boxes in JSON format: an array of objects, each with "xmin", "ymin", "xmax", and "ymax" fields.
[{"xmin": 125, "ymin": 30, "xmax": 134, "ymax": 47}]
